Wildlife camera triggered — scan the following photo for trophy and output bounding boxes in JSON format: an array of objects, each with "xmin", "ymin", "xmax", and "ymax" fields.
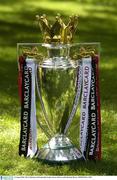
[
  {"xmin": 35, "ymin": 14, "xmax": 84, "ymax": 163},
  {"xmin": 18, "ymin": 14, "xmax": 101, "ymax": 164}
]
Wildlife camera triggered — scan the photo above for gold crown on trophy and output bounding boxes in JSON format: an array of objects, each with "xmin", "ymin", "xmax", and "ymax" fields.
[{"xmin": 36, "ymin": 14, "xmax": 79, "ymax": 44}]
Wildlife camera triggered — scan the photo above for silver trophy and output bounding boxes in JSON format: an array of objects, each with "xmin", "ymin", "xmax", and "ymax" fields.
[
  {"xmin": 18, "ymin": 15, "xmax": 99, "ymax": 163},
  {"xmin": 35, "ymin": 14, "xmax": 84, "ymax": 163}
]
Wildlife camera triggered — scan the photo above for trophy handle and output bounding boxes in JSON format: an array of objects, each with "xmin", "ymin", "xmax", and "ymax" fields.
[
  {"xmin": 36, "ymin": 116, "xmax": 52, "ymax": 138},
  {"xmin": 36, "ymin": 65, "xmax": 54, "ymax": 136}
]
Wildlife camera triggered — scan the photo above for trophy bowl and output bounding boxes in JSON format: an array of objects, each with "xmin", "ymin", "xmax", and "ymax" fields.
[{"xmin": 36, "ymin": 43, "xmax": 84, "ymax": 163}]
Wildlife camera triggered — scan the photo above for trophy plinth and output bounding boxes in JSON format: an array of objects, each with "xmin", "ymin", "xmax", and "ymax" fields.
[{"xmin": 38, "ymin": 134, "xmax": 83, "ymax": 163}]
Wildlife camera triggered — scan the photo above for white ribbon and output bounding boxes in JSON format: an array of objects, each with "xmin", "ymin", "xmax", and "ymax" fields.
[
  {"xmin": 26, "ymin": 58, "xmax": 38, "ymax": 158},
  {"xmin": 80, "ymin": 57, "xmax": 92, "ymax": 156},
  {"xmin": 64, "ymin": 64, "xmax": 83, "ymax": 134}
]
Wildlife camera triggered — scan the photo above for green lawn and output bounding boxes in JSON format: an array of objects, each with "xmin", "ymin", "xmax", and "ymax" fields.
[{"xmin": 0, "ymin": 0, "xmax": 117, "ymax": 176}]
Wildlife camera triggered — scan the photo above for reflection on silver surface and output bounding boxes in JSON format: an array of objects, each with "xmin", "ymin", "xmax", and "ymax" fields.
[
  {"xmin": 36, "ymin": 44, "xmax": 83, "ymax": 163},
  {"xmin": 38, "ymin": 134, "xmax": 83, "ymax": 163}
]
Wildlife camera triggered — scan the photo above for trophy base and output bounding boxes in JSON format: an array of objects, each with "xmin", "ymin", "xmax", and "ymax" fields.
[{"xmin": 38, "ymin": 134, "xmax": 84, "ymax": 164}]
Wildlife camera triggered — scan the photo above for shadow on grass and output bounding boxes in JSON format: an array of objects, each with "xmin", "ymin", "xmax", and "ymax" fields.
[
  {"xmin": 0, "ymin": 5, "xmax": 117, "ymax": 54},
  {"xmin": 0, "ymin": 10, "xmax": 66, "ymax": 47},
  {"xmin": 0, "ymin": 19, "xmax": 41, "ymax": 46},
  {"xmin": 0, "ymin": 0, "xmax": 30, "ymax": 6},
  {"xmin": 100, "ymin": 67, "xmax": 117, "ymax": 107},
  {"xmin": 35, "ymin": 0, "xmax": 117, "ymax": 6},
  {"xmin": 68, "ymin": 159, "xmax": 117, "ymax": 175},
  {"xmin": 73, "ymin": 0, "xmax": 117, "ymax": 6},
  {"xmin": 31, "ymin": 157, "xmax": 117, "ymax": 175},
  {"xmin": 78, "ymin": 16, "xmax": 117, "ymax": 56},
  {"xmin": 0, "ymin": 57, "xmax": 19, "ymax": 117}
]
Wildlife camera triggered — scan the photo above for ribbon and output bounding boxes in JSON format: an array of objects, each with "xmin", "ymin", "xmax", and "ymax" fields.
[
  {"xmin": 19, "ymin": 59, "xmax": 32, "ymax": 157},
  {"xmin": 26, "ymin": 58, "xmax": 38, "ymax": 158},
  {"xmin": 19, "ymin": 57, "xmax": 38, "ymax": 157},
  {"xmin": 80, "ymin": 57, "xmax": 92, "ymax": 158},
  {"xmin": 79, "ymin": 55, "xmax": 101, "ymax": 160},
  {"xmin": 94, "ymin": 55, "xmax": 101, "ymax": 160},
  {"xmin": 64, "ymin": 62, "xmax": 83, "ymax": 134},
  {"xmin": 18, "ymin": 56, "xmax": 25, "ymax": 103},
  {"xmin": 87, "ymin": 57, "xmax": 98, "ymax": 160}
]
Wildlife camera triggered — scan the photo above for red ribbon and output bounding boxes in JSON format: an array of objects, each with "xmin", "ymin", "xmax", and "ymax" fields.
[
  {"xmin": 18, "ymin": 56, "xmax": 25, "ymax": 103},
  {"xmin": 94, "ymin": 55, "xmax": 101, "ymax": 160}
]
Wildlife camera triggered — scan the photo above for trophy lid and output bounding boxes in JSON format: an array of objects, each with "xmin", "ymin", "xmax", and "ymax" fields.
[{"xmin": 36, "ymin": 14, "xmax": 79, "ymax": 44}]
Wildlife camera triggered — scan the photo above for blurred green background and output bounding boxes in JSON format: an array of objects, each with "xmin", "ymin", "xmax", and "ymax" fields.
[{"xmin": 0, "ymin": 0, "xmax": 117, "ymax": 176}]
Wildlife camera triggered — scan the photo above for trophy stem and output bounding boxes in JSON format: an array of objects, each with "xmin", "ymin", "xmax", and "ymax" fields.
[{"xmin": 46, "ymin": 44, "xmax": 70, "ymax": 60}]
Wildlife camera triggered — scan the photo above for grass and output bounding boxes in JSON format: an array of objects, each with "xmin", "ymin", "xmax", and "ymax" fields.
[{"xmin": 0, "ymin": 0, "xmax": 117, "ymax": 176}]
